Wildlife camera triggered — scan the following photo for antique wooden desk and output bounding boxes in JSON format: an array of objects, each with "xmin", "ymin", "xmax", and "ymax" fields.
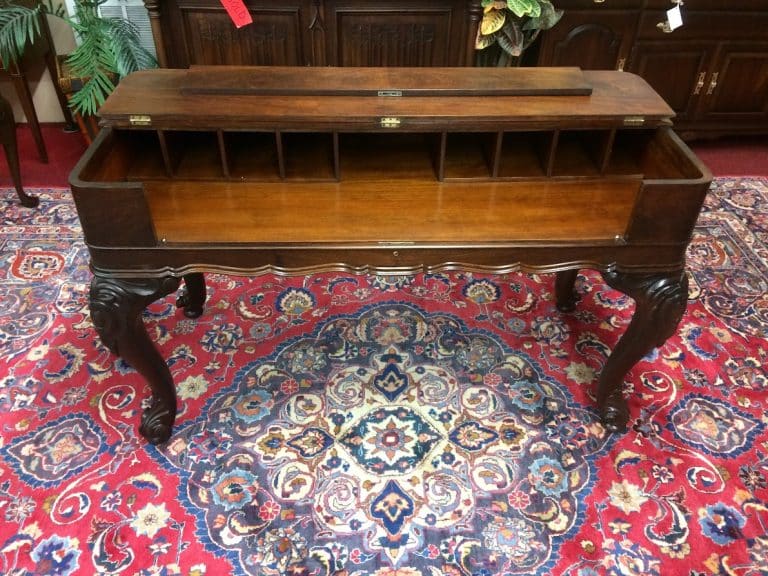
[{"xmin": 69, "ymin": 66, "xmax": 711, "ymax": 444}]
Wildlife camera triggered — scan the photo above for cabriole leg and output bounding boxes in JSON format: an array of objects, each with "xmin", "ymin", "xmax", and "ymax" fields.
[
  {"xmin": 598, "ymin": 269, "xmax": 689, "ymax": 432},
  {"xmin": 89, "ymin": 276, "xmax": 182, "ymax": 444},
  {"xmin": 176, "ymin": 273, "xmax": 206, "ymax": 318},
  {"xmin": 555, "ymin": 269, "xmax": 579, "ymax": 312}
]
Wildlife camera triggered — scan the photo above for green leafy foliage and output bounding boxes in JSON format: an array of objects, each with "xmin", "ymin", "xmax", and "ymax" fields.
[
  {"xmin": 0, "ymin": 2, "xmax": 42, "ymax": 68},
  {"xmin": 0, "ymin": 0, "xmax": 156, "ymax": 116},
  {"xmin": 476, "ymin": 0, "xmax": 562, "ymax": 61}
]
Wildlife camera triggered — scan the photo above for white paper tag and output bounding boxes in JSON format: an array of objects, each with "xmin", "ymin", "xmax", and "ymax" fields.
[{"xmin": 667, "ymin": 4, "xmax": 683, "ymax": 31}]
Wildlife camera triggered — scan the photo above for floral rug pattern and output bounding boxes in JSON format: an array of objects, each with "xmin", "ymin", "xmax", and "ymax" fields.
[{"xmin": 0, "ymin": 179, "xmax": 767, "ymax": 576}]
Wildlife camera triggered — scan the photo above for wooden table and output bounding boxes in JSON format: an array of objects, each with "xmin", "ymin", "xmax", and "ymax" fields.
[
  {"xmin": 0, "ymin": 5, "xmax": 76, "ymax": 163},
  {"xmin": 69, "ymin": 66, "xmax": 712, "ymax": 444}
]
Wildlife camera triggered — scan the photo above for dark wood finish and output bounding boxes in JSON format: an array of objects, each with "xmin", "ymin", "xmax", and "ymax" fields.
[
  {"xmin": 598, "ymin": 269, "xmax": 689, "ymax": 431},
  {"xmin": 0, "ymin": 4, "xmax": 76, "ymax": 161},
  {"xmin": 71, "ymin": 66, "xmax": 712, "ymax": 443},
  {"xmin": 1, "ymin": 93, "xmax": 38, "ymax": 207},
  {"xmin": 181, "ymin": 65, "xmax": 593, "ymax": 96},
  {"xmin": 89, "ymin": 276, "xmax": 182, "ymax": 444},
  {"xmin": 536, "ymin": 8, "xmax": 639, "ymax": 72},
  {"xmin": 145, "ymin": 0, "xmax": 478, "ymax": 68},
  {"xmin": 536, "ymin": 0, "xmax": 768, "ymax": 138}
]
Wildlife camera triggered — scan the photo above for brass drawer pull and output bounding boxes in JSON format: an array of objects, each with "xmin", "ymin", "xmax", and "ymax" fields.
[
  {"xmin": 706, "ymin": 72, "xmax": 719, "ymax": 95},
  {"xmin": 693, "ymin": 72, "xmax": 706, "ymax": 95},
  {"xmin": 656, "ymin": 21, "xmax": 673, "ymax": 33}
]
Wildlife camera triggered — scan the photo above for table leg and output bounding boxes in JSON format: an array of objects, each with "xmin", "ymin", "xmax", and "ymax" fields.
[
  {"xmin": 9, "ymin": 66, "xmax": 47, "ymax": 163},
  {"xmin": 89, "ymin": 276, "xmax": 182, "ymax": 444},
  {"xmin": 555, "ymin": 269, "xmax": 579, "ymax": 312},
  {"xmin": 176, "ymin": 273, "xmax": 207, "ymax": 318},
  {"xmin": 597, "ymin": 269, "xmax": 688, "ymax": 432},
  {"xmin": 1, "ymin": 95, "xmax": 37, "ymax": 207}
]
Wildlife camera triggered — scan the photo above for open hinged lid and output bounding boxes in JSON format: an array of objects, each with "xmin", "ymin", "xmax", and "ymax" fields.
[{"xmin": 97, "ymin": 66, "xmax": 675, "ymax": 131}]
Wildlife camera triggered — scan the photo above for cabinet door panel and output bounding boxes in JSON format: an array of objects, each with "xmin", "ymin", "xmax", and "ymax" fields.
[
  {"xmin": 697, "ymin": 44, "xmax": 768, "ymax": 124},
  {"xmin": 629, "ymin": 42, "xmax": 713, "ymax": 126},
  {"xmin": 161, "ymin": 0, "xmax": 312, "ymax": 67},
  {"xmin": 324, "ymin": 0, "xmax": 469, "ymax": 66},
  {"xmin": 537, "ymin": 11, "xmax": 639, "ymax": 70}
]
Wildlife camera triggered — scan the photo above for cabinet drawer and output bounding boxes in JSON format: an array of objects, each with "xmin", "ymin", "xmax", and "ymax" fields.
[{"xmin": 638, "ymin": 10, "xmax": 768, "ymax": 40}]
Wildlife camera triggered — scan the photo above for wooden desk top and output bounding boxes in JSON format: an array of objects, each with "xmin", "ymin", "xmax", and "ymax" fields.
[{"xmin": 98, "ymin": 66, "xmax": 674, "ymax": 131}]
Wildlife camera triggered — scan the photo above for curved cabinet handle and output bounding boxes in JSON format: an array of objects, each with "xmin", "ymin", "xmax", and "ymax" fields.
[
  {"xmin": 656, "ymin": 21, "xmax": 673, "ymax": 33},
  {"xmin": 693, "ymin": 72, "xmax": 706, "ymax": 95},
  {"xmin": 706, "ymin": 72, "xmax": 719, "ymax": 95}
]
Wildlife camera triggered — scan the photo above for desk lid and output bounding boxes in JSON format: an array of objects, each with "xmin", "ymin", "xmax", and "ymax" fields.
[
  {"xmin": 98, "ymin": 66, "xmax": 675, "ymax": 131},
  {"xmin": 180, "ymin": 66, "xmax": 593, "ymax": 97}
]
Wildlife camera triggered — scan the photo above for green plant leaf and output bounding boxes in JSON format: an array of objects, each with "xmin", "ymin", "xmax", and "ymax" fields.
[
  {"xmin": 506, "ymin": 0, "xmax": 537, "ymax": 18},
  {"xmin": 497, "ymin": 20, "xmax": 524, "ymax": 57},
  {"xmin": 475, "ymin": 27, "xmax": 497, "ymax": 50},
  {"xmin": 523, "ymin": 1, "xmax": 563, "ymax": 31},
  {"xmin": 481, "ymin": 8, "xmax": 506, "ymax": 36},
  {"xmin": 105, "ymin": 17, "xmax": 156, "ymax": 77},
  {"xmin": 0, "ymin": 3, "xmax": 42, "ymax": 68}
]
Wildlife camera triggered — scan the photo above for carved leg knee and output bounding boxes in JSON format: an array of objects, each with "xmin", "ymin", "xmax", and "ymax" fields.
[
  {"xmin": 176, "ymin": 273, "xmax": 206, "ymax": 318},
  {"xmin": 597, "ymin": 269, "xmax": 689, "ymax": 432},
  {"xmin": 89, "ymin": 276, "xmax": 182, "ymax": 444},
  {"xmin": 555, "ymin": 269, "xmax": 579, "ymax": 312}
]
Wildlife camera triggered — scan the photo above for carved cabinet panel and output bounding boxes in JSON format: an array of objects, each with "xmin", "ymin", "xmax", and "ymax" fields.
[
  {"xmin": 628, "ymin": 41, "xmax": 713, "ymax": 126},
  {"xmin": 536, "ymin": 10, "xmax": 639, "ymax": 71},
  {"xmin": 153, "ymin": 0, "xmax": 314, "ymax": 67},
  {"xmin": 148, "ymin": 0, "xmax": 478, "ymax": 68},
  {"xmin": 695, "ymin": 43, "xmax": 768, "ymax": 125},
  {"xmin": 323, "ymin": 0, "xmax": 471, "ymax": 66}
]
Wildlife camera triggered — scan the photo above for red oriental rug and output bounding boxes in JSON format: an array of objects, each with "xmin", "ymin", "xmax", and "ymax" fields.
[{"xmin": 0, "ymin": 178, "xmax": 767, "ymax": 576}]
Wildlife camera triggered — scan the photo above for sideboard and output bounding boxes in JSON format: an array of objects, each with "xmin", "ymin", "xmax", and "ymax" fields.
[
  {"xmin": 141, "ymin": 0, "xmax": 768, "ymax": 138},
  {"xmin": 536, "ymin": 0, "xmax": 768, "ymax": 138},
  {"xmin": 69, "ymin": 66, "xmax": 711, "ymax": 444}
]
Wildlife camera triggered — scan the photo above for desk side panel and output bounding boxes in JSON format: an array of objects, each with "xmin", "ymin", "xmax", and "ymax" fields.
[{"xmin": 69, "ymin": 129, "xmax": 157, "ymax": 248}]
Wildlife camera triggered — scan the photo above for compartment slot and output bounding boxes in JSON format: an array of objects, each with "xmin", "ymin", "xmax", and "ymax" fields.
[
  {"xmin": 162, "ymin": 130, "xmax": 223, "ymax": 179},
  {"xmin": 497, "ymin": 131, "xmax": 551, "ymax": 178},
  {"xmin": 608, "ymin": 129, "xmax": 656, "ymax": 176},
  {"xmin": 339, "ymin": 133, "xmax": 441, "ymax": 181},
  {"xmin": 442, "ymin": 132, "xmax": 496, "ymax": 180},
  {"xmin": 552, "ymin": 130, "xmax": 612, "ymax": 177},
  {"xmin": 223, "ymin": 131, "xmax": 281, "ymax": 180},
  {"xmin": 281, "ymin": 132, "xmax": 337, "ymax": 181}
]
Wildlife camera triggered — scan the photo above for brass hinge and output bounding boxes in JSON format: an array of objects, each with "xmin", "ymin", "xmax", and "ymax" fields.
[
  {"xmin": 129, "ymin": 114, "xmax": 152, "ymax": 126},
  {"xmin": 623, "ymin": 116, "xmax": 645, "ymax": 126},
  {"xmin": 378, "ymin": 90, "xmax": 402, "ymax": 97},
  {"xmin": 380, "ymin": 117, "xmax": 401, "ymax": 128}
]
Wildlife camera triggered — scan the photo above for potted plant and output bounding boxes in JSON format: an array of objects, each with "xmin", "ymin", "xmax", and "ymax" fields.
[
  {"xmin": 0, "ymin": 0, "xmax": 156, "ymax": 121},
  {"xmin": 475, "ymin": 0, "xmax": 562, "ymax": 66}
]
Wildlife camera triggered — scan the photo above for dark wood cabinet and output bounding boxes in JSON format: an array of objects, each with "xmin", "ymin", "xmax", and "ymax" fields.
[
  {"xmin": 535, "ymin": 0, "xmax": 768, "ymax": 138},
  {"xmin": 692, "ymin": 42, "xmax": 768, "ymax": 129},
  {"xmin": 145, "ymin": 0, "xmax": 479, "ymax": 68},
  {"xmin": 143, "ymin": 0, "xmax": 768, "ymax": 137},
  {"xmin": 629, "ymin": 41, "xmax": 713, "ymax": 127},
  {"xmin": 536, "ymin": 8, "xmax": 639, "ymax": 71}
]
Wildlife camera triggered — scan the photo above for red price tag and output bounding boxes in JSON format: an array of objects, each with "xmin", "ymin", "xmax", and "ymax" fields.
[{"xmin": 219, "ymin": 0, "xmax": 253, "ymax": 28}]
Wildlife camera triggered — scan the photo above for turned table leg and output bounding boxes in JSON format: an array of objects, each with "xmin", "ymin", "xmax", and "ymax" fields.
[
  {"xmin": 555, "ymin": 269, "xmax": 579, "ymax": 312},
  {"xmin": 176, "ymin": 273, "xmax": 207, "ymax": 318},
  {"xmin": 89, "ymin": 276, "xmax": 182, "ymax": 444},
  {"xmin": 597, "ymin": 269, "xmax": 689, "ymax": 432}
]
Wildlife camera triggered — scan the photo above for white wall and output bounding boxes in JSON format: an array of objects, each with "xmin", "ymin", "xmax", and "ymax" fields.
[{"xmin": 0, "ymin": 7, "xmax": 77, "ymax": 123}]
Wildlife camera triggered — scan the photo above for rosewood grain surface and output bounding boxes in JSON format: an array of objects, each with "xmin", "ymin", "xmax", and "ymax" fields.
[{"xmin": 70, "ymin": 66, "xmax": 712, "ymax": 444}]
